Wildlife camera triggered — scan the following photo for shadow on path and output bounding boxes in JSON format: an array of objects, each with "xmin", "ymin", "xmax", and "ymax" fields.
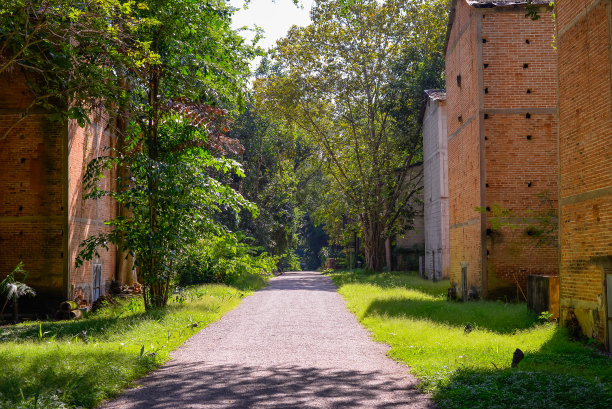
[{"xmin": 106, "ymin": 362, "xmax": 431, "ymax": 409}]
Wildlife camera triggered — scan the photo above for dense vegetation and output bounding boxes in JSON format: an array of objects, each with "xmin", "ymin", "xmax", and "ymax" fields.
[
  {"xmin": 330, "ymin": 270, "xmax": 612, "ymax": 409},
  {"xmin": 255, "ymin": 0, "xmax": 448, "ymax": 270}
]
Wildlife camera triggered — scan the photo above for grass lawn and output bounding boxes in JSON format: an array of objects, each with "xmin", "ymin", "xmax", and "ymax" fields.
[
  {"xmin": 0, "ymin": 274, "xmax": 268, "ymax": 409},
  {"xmin": 329, "ymin": 269, "xmax": 612, "ymax": 409}
]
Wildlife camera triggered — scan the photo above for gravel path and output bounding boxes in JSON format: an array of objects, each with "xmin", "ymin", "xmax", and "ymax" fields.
[{"xmin": 101, "ymin": 271, "xmax": 433, "ymax": 409}]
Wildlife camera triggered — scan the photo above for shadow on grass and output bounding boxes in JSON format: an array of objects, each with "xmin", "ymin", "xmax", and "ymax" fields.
[
  {"xmin": 364, "ymin": 297, "xmax": 536, "ymax": 334},
  {"xmin": 433, "ymin": 366, "xmax": 612, "ymax": 409},
  {"xmin": 0, "ymin": 307, "xmax": 170, "ymax": 342},
  {"xmin": 331, "ymin": 269, "xmax": 449, "ymax": 297},
  {"xmin": 430, "ymin": 327, "xmax": 612, "ymax": 408},
  {"xmin": 0, "ymin": 345, "xmax": 159, "ymax": 408}
]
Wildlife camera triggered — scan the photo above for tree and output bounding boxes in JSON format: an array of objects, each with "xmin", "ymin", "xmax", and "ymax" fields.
[
  {"xmin": 255, "ymin": 0, "xmax": 447, "ymax": 270},
  {"xmin": 0, "ymin": 0, "xmax": 142, "ymax": 138},
  {"xmin": 76, "ymin": 0, "xmax": 260, "ymax": 309}
]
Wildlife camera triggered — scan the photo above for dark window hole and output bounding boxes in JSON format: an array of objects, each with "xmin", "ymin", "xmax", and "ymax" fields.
[
  {"xmin": 527, "ymin": 135, "xmax": 532, "ymax": 140},
  {"xmin": 485, "ymin": 88, "xmax": 489, "ymax": 94},
  {"xmin": 523, "ymin": 63, "xmax": 529, "ymax": 69},
  {"xmin": 526, "ymin": 89, "xmax": 531, "ymax": 94},
  {"xmin": 526, "ymin": 39, "xmax": 530, "ymax": 44},
  {"xmin": 484, "ymin": 63, "xmax": 489, "ymax": 69},
  {"xmin": 457, "ymin": 75, "xmax": 462, "ymax": 87},
  {"xmin": 20, "ymin": 158, "xmax": 26, "ymax": 164},
  {"xmin": 526, "ymin": 113, "xmax": 531, "ymax": 119},
  {"xmin": 482, "ymin": 38, "xmax": 487, "ymax": 43},
  {"xmin": 527, "ymin": 181, "xmax": 532, "ymax": 187}
]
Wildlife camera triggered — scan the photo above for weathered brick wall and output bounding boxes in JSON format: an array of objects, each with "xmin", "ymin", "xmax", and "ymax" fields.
[
  {"xmin": 446, "ymin": 0, "xmax": 558, "ymax": 299},
  {"xmin": 0, "ymin": 71, "xmax": 67, "ymax": 308},
  {"xmin": 447, "ymin": 0, "xmax": 482, "ymax": 293},
  {"xmin": 67, "ymin": 112, "xmax": 117, "ymax": 304},
  {"xmin": 0, "ymin": 70, "xmax": 118, "ymax": 310},
  {"xmin": 556, "ymin": 0, "xmax": 612, "ymax": 346}
]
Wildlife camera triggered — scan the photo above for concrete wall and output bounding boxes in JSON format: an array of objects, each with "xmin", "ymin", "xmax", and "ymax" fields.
[
  {"xmin": 556, "ymin": 0, "xmax": 612, "ymax": 347},
  {"xmin": 397, "ymin": 162, "xmax": 425, "ymax": 248},
  {"xmin": 446, "ymin": 0, "xmax": 558, "ymax": 299},
  {"xmin": 422, "ymin": 91, "xmax": 449, "ymax": 279}
]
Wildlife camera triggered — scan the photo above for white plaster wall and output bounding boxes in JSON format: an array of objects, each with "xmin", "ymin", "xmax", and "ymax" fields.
[{"xmin": 423, "ymin": 96, "xmax": 449, "ymax": 279}]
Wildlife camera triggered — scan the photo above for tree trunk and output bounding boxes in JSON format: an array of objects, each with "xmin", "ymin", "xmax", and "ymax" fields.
[
  {"xmin": 363, "ymin": 223, "xmax": 385, "ymax": 271},
  {"xmin": 385, "ymin": 237, "xmax": 392, "ymax": 271}
]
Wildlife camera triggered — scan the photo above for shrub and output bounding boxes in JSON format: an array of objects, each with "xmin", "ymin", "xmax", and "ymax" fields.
[{"xmin": 176, "ymin": 232, "xmax": 278, "ymax": 286}]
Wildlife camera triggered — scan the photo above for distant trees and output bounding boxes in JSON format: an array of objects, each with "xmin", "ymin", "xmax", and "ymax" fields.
[{"xmin": 255, "ymin": 0, "xmax": 447, "ymax": 271}]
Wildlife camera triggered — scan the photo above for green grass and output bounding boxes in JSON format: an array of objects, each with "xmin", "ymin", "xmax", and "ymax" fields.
[
  {"xmin": 0, "ymin": 275, "xmax": 268, "ymax": 409},
  {"xmin": 329, "ymin": 269, "xmax": 612, "ymax": 409}
]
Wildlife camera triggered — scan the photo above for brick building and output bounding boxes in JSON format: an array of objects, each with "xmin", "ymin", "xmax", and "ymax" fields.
[
  {"xmin": 445, "ymin": 0, "xmax": 558, "ymax": 299},
  {"xmin": 421, "ymin": 90, "xmax": 449, "ymax": 280},
  {"xmin": 556, "ymin": 0, "xmax": 612, "ymax": 347},
  {"xmin": 0, "ymin": 69, "xmax": 119, "ymax": 312}
]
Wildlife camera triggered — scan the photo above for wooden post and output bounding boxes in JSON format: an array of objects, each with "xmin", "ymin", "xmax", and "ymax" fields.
[{"xmin": 385, "ymin": 238, "xmax": 392, "ymax": 272}]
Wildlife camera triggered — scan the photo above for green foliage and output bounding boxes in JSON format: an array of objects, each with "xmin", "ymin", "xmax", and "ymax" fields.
[
  {"xmin": 0, "ymin": 263, "xmax": 36, "ymax": 321},
  {"xmin": 475, "ymin": 191, "xmax": 558, "ymax": 247},
  {"xmin": 0, "ymin": 0, "xmax": 144, "ymax": 138},
  {"xmin": 526, "ymin": 1, "xmax": 555, "ymax": 21},
  {"xmin": 229, "ymin": 98, "xmax": 327, "ymax": 271},
  {"xmin": 76, "ymin": 110, "xmax": 255, "ymax": 309},
  {"xmin": 0, "ymin": 282, "xmax": 265, "ymax": 409},
  {"xmin": 176, "ymin": 231, "xmax": 277, "ymax": 286},
  {"xmin": 538, "ymin": 310, "xmax": 554, "ymax": 323},
  {"xmin": 72, "ymin": 0, "xmax": 262, "ymax": 309},
  {"xmin": 255, "ymin": 0, "xmax": 448, "ymax": 270},
  {"xmin": 330, "ymin": 270, "xmax": 612, "ymax": 407}
]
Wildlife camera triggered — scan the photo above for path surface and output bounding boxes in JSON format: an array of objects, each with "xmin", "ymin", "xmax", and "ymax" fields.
[{"xmin": 101, "ymin": 271, "xmax": 433, "ymax": 409}]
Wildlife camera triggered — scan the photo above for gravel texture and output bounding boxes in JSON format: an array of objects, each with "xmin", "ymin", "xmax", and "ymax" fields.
[{"xmin": 100, "ymin": 271, "xmax": 433, "ymax": 408}]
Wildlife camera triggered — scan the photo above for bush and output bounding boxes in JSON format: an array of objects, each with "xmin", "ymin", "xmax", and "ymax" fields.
[{"xmin": 176, "ymin": 232, "xmax": 278, "ymax": 286}]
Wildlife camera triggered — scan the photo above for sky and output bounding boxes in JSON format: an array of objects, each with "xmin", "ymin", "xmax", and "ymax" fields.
[{"xmin": 230, "ymin": 0, "xmax": 315, "ymax": 51}]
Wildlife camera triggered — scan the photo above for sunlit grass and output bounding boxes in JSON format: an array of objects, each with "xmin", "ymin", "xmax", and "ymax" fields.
[
  {"xmin": 0, "ymin": 278, "xmax": 267, "ymax": 409},
  {"xmin": 329, "ymin": 269, "xmax": 612, "ymax": 409}
]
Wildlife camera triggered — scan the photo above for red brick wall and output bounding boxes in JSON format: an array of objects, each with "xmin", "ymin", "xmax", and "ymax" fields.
[
  {"xmin": 447, "ymin": 0, "xmax": 482, "ymax": 293},
  {"xmin": 446, "ymin": 0, "xmax": 558, "ymax": 298},
  {"xmin": 557, "ymin": 0, "xmax": 612, "ymax": 345},
  {"xmin": 0, "ymin": 71, "xmax": 67, "ymax": 303},
  {"xmin": 0, "ymin": 70, "xmax": 118, "ymax": 309},
  {"xmin": 68, "ymin": 112, "xmax": 117, "ymax": 304}
]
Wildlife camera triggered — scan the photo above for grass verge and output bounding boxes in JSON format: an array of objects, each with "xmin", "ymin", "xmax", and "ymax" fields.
[
  {"xmin": 0, "ymin": 274, "xmax": 268, "ymax": 409},
  {"xmin": 329, "ymin": 269, "xmax": 612, "ymax": 409}
]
